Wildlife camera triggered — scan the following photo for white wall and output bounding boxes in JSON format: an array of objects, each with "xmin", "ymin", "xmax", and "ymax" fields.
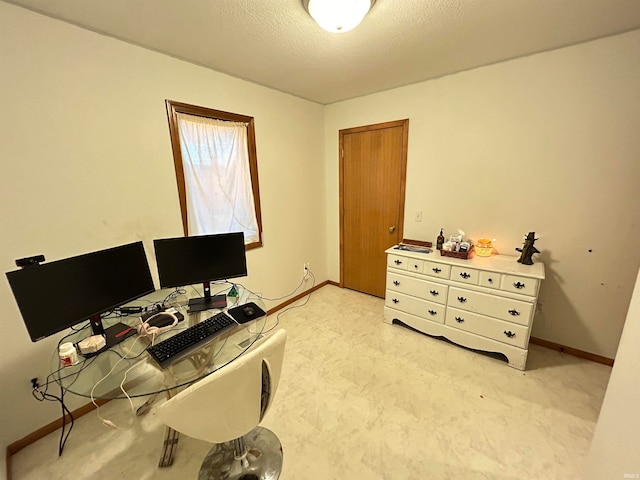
[
  {"xmin": 587, "ymin": 268, "xmax": 640, "ymax": 478},
  {"xmin": 0, "ymin": 2, "xmax": 326, "ymax": 460},
  {"xmin": 325, "ymin": 30, "xmax": 640, "ymax": 360},
  {"xmin": 2, "ymin": 2, "xmax": 640, "ymax": 473}
]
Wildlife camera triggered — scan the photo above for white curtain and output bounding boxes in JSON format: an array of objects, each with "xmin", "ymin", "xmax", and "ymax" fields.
[{"xmin": 176, "ymin": 113, "xmax": 259, "ymax": 243}]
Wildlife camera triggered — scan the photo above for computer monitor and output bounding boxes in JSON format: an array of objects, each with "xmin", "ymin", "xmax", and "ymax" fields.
[
  {"xmin": 153, "ymin": 232, "xmax": 247, "ymax": 312},
  {"xmin": 6, "ymin": 241, "xmax": 155, "ymax": 347}
]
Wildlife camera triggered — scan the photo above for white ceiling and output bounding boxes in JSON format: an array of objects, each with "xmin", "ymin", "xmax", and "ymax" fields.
[{"xmin": 7, "ymin": 0, "xmax": 640, "ymax": 104}]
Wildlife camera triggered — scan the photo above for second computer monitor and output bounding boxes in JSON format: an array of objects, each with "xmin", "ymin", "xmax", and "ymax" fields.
[{"xmin": 153, "ymin": 232, "xmax": 247, "ymax": 312}]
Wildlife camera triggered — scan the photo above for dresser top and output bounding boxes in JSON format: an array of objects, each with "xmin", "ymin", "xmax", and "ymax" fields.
[{"xmin": 386, "ymin": 246, "xmax": 545, "ymax": 279}]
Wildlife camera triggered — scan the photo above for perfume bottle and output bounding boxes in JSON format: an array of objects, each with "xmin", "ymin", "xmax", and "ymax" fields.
[{"xmin": 436, "ymin": 228, "xmax": 445, "ymax": 250}]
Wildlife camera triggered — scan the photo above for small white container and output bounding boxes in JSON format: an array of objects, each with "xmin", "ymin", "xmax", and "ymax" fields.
[{"xmin": 59, "ymin": 342, "xmax": 79, "ymax": 367}]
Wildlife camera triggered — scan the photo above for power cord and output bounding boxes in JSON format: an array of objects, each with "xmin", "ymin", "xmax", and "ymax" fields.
[
  {"xmin": 31, "ymin": 373, "xmax": 74, "ymax": 456},
  {"xmin": 232, "ymin": 268, "xmax": 317, "ymax": 334},
  {"xmin": 266, "ymin": 270, "xmax": 316, "ymax": 333},
  {"xmin": 90, "ymin": 335, "xmax": 145, "ymax": 430},
  {"xmin": 161, "ymin": 287, "xmax": 188, "ymax": 309},
  {"xmin": 31, "ymin": 330, "xmax": 103, "ymax": 456}
]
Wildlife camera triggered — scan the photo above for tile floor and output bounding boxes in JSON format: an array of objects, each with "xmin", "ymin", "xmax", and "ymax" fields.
[{"xmin": 11, "ymin": 285, "xmax": 611, "ymax": 480}]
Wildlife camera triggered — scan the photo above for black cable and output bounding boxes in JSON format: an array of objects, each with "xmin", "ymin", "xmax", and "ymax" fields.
[
  {"xmin": 58, "ymin": 382, "xmax": 73, "ymax": 455},
  {"xmin": 69, "ymin": 322, "xmax": 91, "ymax": 333},
  {"xmin": 46, "ymin": 344, "xmax": 77, "ymax": 456},
  {"xmin": 30, "ymin": 330, "xmax": 106, "ymax": 456},
  {"xmin": 31, "ymin": 377, "xmax": 74, "ymax": 456},
  {"xmin": 36, "ymin": 343, "xmax": 145, "ymax": 454},
  {"xmin": 162, "ymin": 287, "xmax": 187, "ymax": 308}
]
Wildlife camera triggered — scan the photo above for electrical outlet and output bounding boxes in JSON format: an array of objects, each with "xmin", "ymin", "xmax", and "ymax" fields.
[
  {"xmin": 414, "ymin": 211, "xmax": 422, "ymax": 222},
  {"xmin": 303, "ymin": 262, "xmax": 310, "ymax": 278}
]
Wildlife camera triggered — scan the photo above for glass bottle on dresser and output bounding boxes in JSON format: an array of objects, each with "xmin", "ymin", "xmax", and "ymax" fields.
[{"xmin": 436, "ymin": 228, "xmax": 445, "ymax": 250}]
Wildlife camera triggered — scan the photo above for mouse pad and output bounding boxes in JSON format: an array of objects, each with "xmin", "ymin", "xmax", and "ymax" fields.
[{"xmin": 227, "ymin": 302, "xmax": 266, "ymax": 324}]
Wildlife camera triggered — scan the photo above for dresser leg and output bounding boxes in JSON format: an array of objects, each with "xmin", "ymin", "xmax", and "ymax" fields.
[{"xmin": 507, "ymin": 350, "xmax": 528, "ymax": 370}]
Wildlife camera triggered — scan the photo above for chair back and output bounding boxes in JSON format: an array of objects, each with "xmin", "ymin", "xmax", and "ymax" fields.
[{"xmin": 158, "ymin": 329, "xmax": 287, "ymax": 443}]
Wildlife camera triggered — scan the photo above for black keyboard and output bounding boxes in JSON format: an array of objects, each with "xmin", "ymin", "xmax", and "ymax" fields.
[{"xmin": 146, "ymin": 312, "xmax": 236, "ymax": 368}]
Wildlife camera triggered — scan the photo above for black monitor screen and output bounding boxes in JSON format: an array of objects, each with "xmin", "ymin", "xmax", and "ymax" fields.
[
  {"xmin": 153, "ymin": 232, "xmax": 247, "ymax": 289},
  {"xmin": 6, "ymin": 241, "xmax": 155, "ymax": 342}
]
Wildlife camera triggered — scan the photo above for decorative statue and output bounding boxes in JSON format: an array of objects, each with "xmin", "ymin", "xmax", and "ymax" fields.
[{"xmin": 516, "ymin": 232, "xmax": 540, "ymax": 265}]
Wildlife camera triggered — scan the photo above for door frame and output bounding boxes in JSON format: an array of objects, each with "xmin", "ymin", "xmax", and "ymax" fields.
[{"xmin": 339, "ymin": 119, "xmax": 409, "ymax": 289}]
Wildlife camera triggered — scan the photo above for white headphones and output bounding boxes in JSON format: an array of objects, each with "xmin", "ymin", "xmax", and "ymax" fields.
[{"xmin": 136, "ymin": 308, "xmax": 180, "ymax": 340}]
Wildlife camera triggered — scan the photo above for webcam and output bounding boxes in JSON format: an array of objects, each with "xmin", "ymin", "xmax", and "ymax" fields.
[{"xmin": 15, "ymin": 255, "xmax": 45, "ymax": 268}]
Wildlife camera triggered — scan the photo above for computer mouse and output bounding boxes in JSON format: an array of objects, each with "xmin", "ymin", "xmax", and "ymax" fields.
[{"xmin": 242, "ymin": 306, "xmax": 255, "ymax": 317}]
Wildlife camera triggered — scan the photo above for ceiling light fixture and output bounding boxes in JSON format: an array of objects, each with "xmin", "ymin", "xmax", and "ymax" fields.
[{"xmin": 304, "ymin": 0, "xmax": 376, "ymax": 34}]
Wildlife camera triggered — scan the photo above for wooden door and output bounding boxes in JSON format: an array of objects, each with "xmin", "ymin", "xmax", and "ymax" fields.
[{"xmin": 340, "ymin": 119, "xmax": 409, "ymax": 298}]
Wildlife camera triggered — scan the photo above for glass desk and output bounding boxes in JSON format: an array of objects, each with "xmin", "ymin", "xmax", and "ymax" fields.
[{"xmin": 49, "ymin": 285, "xmax": 268, "ymax": 466}]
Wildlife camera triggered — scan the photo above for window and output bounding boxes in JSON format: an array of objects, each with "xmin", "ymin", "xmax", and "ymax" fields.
[{"xmin": 165, "ymin": 100, "xmax": 263, "ymax": 249}]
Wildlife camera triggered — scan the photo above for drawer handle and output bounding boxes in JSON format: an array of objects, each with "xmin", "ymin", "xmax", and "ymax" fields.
[
  {"xmin": 513, "ymin": 281, "xmax": 526, "ymax": 289},
  {"xmin": 432, "ymin": 267, "xmax": 442, "ymax": 274},
  {"xmin": 412, "ymin": 264, "xmax": 420, "ymax": 270},
  {"xmin": 459, "ymin": 272, "xmax": 471, "ymax": 279},
  {"xmin": 504, "ymin": 330, "xmax": 516, "ymax": 338},
  {"xmin": 487, "ymin": 278, "xmax": 494, "ymax": 283},
  {"xmin": 429, "ymin": 290, "xmax": 439, "ymax": 296},
  {"xmin": 428, "ymin": 310, "xmax": 437, "ymax": 316},
  {"xmin": 508, "ymin": 309, "xmax": 520, "ymax": 316},
  {"xmin": 393, "ymin": 280, "xmax": 400, "ymax": 286},
  {"xmin": 394, "ymin": 259, "xmax": 402, "ymax": 265},
  {"xmin": 457, "ymin": 296, "xmax": 467, "ymax": 303},
  {"xmin": 392, "ymin": 298, "xmax": 399, "ymax": 304},
  {"xmin": 455, "ymin": 316, "xmax": 464, "ymax": 323}
]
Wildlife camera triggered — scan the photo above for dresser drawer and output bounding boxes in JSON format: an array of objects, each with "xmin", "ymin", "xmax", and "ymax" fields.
[
  {"xmin": 387, "ymin": 254, "xmax": 409, "ymax": 270},
  {"xmin": 450, "ymin": 266, "xmax": 479, "ymax": 285},
  {"xmin": 423, "ymin": 261, "xmax": 451, "ymax": 280},
  {"xmin": 501, "ymin": 274, "xmax": 539, "ymax": 296},
  {"xmin": 385, "ymin": 291, "xmax": 446, "ymax": 324},
  {"xmin": 447, "ymin": 287, "xmax": 534, "ymax": 326},
  {"xmin": 405, "ymin": 258, "xmax": 425, "ymax": 274},
  {"xmin": 386, "ymin": 272, "xmax": 448, "ymax": 305},
  {"xmin": 479, "ymin": 271, "xmax": 501, "ymax": 289},
  {"xmin": 445, "ymin": 308, "xmax": 529, "ymax": 349}
]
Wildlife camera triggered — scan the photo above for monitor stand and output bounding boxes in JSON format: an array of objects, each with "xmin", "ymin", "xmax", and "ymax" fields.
[
  {"xmin": 188, "ymin": 281, "xmax": 227, "ymax": 313},
  {"xmin": 88, "ymin": 315, "xmax": 136, "ymax": 352}
]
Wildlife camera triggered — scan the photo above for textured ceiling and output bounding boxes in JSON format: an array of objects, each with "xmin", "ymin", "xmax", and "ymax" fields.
[{"xmin": 6, "ymin": 0, "xmax": 640, "ymax": 104}]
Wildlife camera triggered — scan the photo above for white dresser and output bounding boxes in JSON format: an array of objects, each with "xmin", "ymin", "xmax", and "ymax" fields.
[{"xmin": 384, "ymin": 246, "xmax": 545, "ymax": 370}]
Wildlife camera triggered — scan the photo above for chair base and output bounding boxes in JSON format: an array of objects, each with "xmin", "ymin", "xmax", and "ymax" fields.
[{"xmin": 198, "ymin": 426, "xmax": 283, "ymax": 480}]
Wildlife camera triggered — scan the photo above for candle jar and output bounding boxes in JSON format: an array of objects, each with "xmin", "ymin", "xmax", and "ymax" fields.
[{"xmin": 475, "ymin": 238, "xmax": 493, "ymax": 257}]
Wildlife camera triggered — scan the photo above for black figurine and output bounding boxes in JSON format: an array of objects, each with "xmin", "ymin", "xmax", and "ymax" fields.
[{"xmin": 516, "ymin": 232, "xmax": 540, "ymax": 265}]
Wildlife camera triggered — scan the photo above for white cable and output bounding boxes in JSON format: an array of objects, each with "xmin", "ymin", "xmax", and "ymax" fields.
[
  {"xmin": 90, "ymin": 335, "xmax": 144, "ymax": 430},
  {"xmin": 255, "ymin": 270, "xmax": 317, "ymax": 335},
  {"xmin": 112, "ymin": 359, "xmax": 145, "ymax": 429},
  {"xmin": 232, "ymin": 267, "xmax": 311, "ymax": 303},
  {"xmin": 135, "ymin": 310, "xmax": 180, "ymax": 345}
]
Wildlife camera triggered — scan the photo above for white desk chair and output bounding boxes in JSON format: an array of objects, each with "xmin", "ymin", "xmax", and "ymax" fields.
[{"xmin": 158, "ymin": 329, "xmax": 287, "ymax": 480}]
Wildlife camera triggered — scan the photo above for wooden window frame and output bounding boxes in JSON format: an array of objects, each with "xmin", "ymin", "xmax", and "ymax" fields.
[{"xmin": 165, "ymin": 99, "xmax": 263, "ymax": 250}]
